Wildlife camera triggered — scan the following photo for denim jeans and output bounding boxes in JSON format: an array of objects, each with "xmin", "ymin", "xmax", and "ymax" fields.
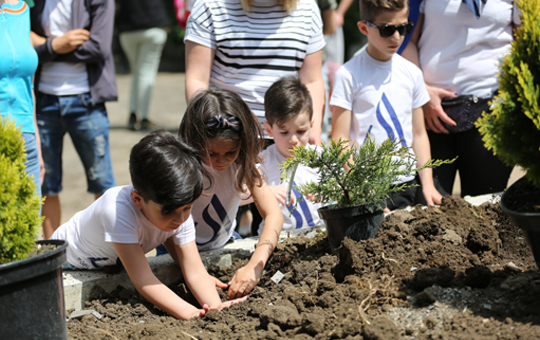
[
  {"xmin": 36, "ymin": 92, "xmax": 116, "ymax": 196},
  {"xmin": 22, "ymin": 132, "xmax": 42, "ymax": 214}
]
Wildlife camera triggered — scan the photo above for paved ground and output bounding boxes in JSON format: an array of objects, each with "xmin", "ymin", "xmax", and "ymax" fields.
[{"xmin": 44, "ymin": 72, "xmax": 525, "ymax": 239}]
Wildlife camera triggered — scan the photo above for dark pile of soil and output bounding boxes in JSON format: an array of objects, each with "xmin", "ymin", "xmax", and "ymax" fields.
[{"xmin": 67, "ymin": 196, "xmax": 540, "ymax": 339}]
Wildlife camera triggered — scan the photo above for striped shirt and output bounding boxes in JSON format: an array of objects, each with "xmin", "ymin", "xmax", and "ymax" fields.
[{"xmin": 185, "ymin": 0, "xmax": 325, "ymax": 124}]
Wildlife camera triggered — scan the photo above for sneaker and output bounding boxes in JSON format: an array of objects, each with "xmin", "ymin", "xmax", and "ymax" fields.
[
  {"xmin": 140, "ymin": 118, "xmax": 160, "ymax": 131},
  {"xmin": 128, "ymin": 113, "xmax": 140, "ymax": 131}
]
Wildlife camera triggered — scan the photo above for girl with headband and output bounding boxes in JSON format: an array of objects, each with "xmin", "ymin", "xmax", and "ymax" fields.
[{"xmin": 179, "ymin": 88, "xmax": 283, "ymax": 300}]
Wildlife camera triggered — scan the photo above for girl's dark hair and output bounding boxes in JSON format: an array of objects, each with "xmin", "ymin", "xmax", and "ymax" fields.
[
  {"xmin": 129, "ymin": 130, "xmax": 204, "ymax": 215},
  {"xmin": 360, "ymin": 0, "xmax": 408, "ymax": 22},
  {"xmin": 179, "ymin": 88, "xmax": 265, "ymax": 192},
  {"xmin": 264, "ymin": 75, "xmax": 313, "ymax": 127}
]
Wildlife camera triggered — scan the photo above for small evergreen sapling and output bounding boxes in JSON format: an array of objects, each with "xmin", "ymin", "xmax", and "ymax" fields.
[
  {"xmin": 476, "ymin": 0, "xmax": 540, "ymax": 187},
  {"xmin": 0, "ymin": 117, "xmax": 42, "ymax": 264},
  {"xmin": 281, "ymin": 137, "xmax": 448, "ymax": 211}
]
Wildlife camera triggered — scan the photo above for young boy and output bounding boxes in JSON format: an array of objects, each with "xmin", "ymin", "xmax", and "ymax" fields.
[
  {"xmin": 256, "ymin": 76, "xmax": 323, "ymax": 232},
  {"xmin": 50, "ymin": 130, "xmax": 244, "ymax": 320},
  {"xmin": 330, "ymin": 0, "xmax": 445, "ymax": 210}
]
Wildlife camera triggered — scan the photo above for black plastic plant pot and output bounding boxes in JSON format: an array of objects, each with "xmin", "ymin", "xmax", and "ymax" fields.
[
  {"xmin": 501, "ymin": 177, "xmax": 540, "ymax": 269},
  {"xmin": 318, "ymin": 201, "xmax": 385, "ymax": 252},
  {"xmin": 0, "ymin": 239, "xmax": 68, "ymax": 340}
]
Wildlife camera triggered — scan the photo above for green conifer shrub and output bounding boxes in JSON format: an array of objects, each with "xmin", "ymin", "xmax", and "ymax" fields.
[
  {"xmin": 281, "ymin": 137, "xmax": 450, "ymax": 210},
  {"xmin": 0, "ymin": 116, "xmax": 42, "ymax": 264},
  {"xmin": 477, "ymin": 0, "xmax": 540, "ymax": 187}
]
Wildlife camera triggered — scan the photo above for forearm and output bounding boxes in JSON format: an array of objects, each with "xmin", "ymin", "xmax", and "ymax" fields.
[
  {"xmin": 413, "ymin": 134, "xmax": 435, "ymax": 188},
  {"xmin": 248, "ymin": 213, "xmax": 281, "ymax": 270},
  {"xmin": 137, "ymin": 280, "xmax": 202, "ymax": 320},
  {"xmin": 184, "ymin": 271, "xmax": 223, "ymax": 308},
  {"xmin": 305, "ymin": 78, "xmax": 325, "ymax": 144}
]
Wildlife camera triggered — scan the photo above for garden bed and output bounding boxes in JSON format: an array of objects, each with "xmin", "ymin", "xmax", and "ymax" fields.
[{"xmin": 67, "ymin": 196, "xmax": 540, "ymax": 339}]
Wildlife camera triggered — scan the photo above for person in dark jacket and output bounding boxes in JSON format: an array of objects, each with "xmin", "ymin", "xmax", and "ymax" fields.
[
  {"xmin": 30, "ymin": 0, "xmax": 117, "ymax": 239},
  {"xmin": 116, "ymin": 0, "xmax": 170, "ymax": 131}
]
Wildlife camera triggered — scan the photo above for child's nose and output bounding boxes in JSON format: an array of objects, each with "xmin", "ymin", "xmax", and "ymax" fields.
[{"xmin": 290, "ymin": 134, "xmax": 298, "ymax": 143}]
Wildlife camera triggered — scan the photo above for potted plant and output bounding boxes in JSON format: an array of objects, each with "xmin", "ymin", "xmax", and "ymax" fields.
[
  {"xmin": 0, "ymin": 116, "xmax": 68, "ymax": 339},
  {"xmin": 281, "ymin": 137, "xmax": 446, "ymax": 252},
  {"xmin": 476, "ymin": 0, "xmax": 540, "ymax": 268}
]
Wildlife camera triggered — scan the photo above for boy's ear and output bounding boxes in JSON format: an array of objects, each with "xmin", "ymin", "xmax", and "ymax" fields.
[
  {"xmin": 130, "ymin": 190, "xmax": 144, "ymax": 209},
  {"xmin": 357, "ymin": 21, "xmax": 369, "ymax": 36},
  {"xmin": 263, "ymin": 121, "xmax": 274, "ymax": 137}
]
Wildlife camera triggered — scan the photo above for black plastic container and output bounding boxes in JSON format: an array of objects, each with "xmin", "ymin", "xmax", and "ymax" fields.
[
  {"xmin": 501, "ymin": 177, "xmax": 540, "ymax": 269},
  {"xmin": 318, "ymin": 201, "xmax": 385, "ymax": 252},
  {"xmin": 0, "ymin": 240, "xmax": 68, "ymax": 340}
]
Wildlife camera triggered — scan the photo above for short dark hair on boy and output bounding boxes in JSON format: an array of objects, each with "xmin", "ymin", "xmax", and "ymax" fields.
[
  {"xmin": 129, "ymin": 130, "xmax": 204, "ymax": 215},
  {"xmin": 360, "ymin": 0, "xmax": 408, "ymax": 22},
  {"xmin": 264, "ymin": 75, "xmax": 313, "ymax": 127}
]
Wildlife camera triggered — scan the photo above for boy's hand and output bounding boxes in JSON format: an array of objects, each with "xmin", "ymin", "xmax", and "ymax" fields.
[
  {"xmin": 211, "ymin": 275, "xmax": 228, "ymax": 289},
  {"xmin": 226, "ymin": 263, "xmax": 263, "ymax": 300},
  {"xmin": 422, "ymin": 185, "xmax": 443, "ymax": 206},
  {"xmin": 220, "ymin": 296, "xmax": 248, "ymax": 309},
  {"xmin": 423, "ymin": 85, "xmax": 457, "ymax": 134},
  {"xmin": 270, "ymin": 185, "xmax": 293, "ymax": 206},
  {"xmin": 187, "ymin": 308, "xmax": 206, "ymax": 319}
]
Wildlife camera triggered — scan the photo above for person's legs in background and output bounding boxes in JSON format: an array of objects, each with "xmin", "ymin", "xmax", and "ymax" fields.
[
  {"xmin": 66, "ymin": 93, "xmax": 116, "ymax": 199},
  {"xmin": 36, "ymin": 92, "xmax": 66, "ymax": 239},
  {"xmin": 120, "ymin": 28, "xmax": 167, "ymax": 131},
  {"xmin": 22, "ymin": 133, "xmax": 42, "ymax": 213},
  {"xmin": 456, "ymin": 127, "xmax": 513, "ymax": 196},
  {"xmin": 427, "ymin": 130, "xmax": 458, "ymax": 196}
]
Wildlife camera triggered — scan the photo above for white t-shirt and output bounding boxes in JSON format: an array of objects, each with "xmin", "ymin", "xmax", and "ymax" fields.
[
  {"xmin": 184, "ymin": 0, "xmax": 325, "ymax": 125},
  {"xmin": 192, "ymin": 163, "xmax": 242, "ymax": 251},
  {"xmin": 330, "ymin": 49, "xmax": 429, "ymax": 182},
  {"xmin": 51, "ymin": 186, "xmax": 196, "ymax": 269},
  {"xmin": 40, "ymin": 0, "xmax": 89, "ymax": 96},
  {"xmin": 258, "ymin": 144, "xmax": 322, "ymax": 233},
  {"xmin": 418, "ymin": 0, "xmax": 520, "ymax": 98}
]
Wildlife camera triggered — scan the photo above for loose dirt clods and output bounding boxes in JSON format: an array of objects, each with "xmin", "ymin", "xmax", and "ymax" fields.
[{"xmin": 68, "ymin": 196, "xmax": 540, "ymax": 339}]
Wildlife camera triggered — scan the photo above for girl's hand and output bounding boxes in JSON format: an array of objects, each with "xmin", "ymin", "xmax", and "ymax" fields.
[
  {"xmin": 423, "ymin": 85, "xmax": 457, "ymax": 134},
  {"xmin": 226, "ymin": 263, "xmax": 263, "ymax": 300}
]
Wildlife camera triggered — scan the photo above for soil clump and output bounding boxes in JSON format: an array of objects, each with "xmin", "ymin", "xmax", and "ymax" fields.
[{"xmin": 67, "ymin": 196, "xmax": 540, "ymax": 339}]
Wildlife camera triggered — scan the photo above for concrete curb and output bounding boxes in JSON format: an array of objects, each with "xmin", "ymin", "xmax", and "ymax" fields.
[{"xmin": 62, "ymin": 194, "xmax": 499, "ymax": 311}]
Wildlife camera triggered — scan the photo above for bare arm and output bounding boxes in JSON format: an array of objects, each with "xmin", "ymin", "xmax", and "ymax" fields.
[
  {"xmin": 411, "ymin": 107, "xmax": 442, "ymax": 206},
  {"xmin": 299, "ymin": 49, "xmax": 325, "ymax": 146},
  {"xmin": 185, "ymin": 41, "xmax": 215, "ymax": 102},
  {"xmin": 113, "ymin": 242, "xmax": 205, "ymax": 320},
  {"xmin": 321, "ymin": 9, "xmax": 336, "ymax": 35},
  {"xmin": 335, "ymin": 0, "xmax": 354, "ymax": 27},
  {"xmin": 330, "ymin": 106, "xmax": 351, "ymax": 144},
  {"xmin": 227, "ymin": 180, "xmax": 283, "ymax": 300}
]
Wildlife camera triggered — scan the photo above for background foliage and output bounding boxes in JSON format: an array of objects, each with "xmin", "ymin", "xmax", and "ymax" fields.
[
  {"xmin": 477, "ymin": 0, "xmax": 540, "ymax": 186},
  {"xmin": 0, "ymin": 117, "xmax": 42, "ymax": 264}
]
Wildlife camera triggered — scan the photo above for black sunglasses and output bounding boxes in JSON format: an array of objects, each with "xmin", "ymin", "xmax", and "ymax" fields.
[{"xmin": 364, "ymin": 20, "xmax": 414, "ymax": 38}]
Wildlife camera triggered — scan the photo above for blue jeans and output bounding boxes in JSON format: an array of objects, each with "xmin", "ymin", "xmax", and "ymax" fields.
[
  {"xmin": 22, "ymin": 132, "xmax": 42, "ymax": 214},
  {"xmin": 36, "ymin": 92, "xmax": 116, "ymax": 196}
]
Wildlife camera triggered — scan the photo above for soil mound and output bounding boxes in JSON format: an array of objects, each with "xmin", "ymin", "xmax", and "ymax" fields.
[{"xmin": 68, "ymin": 197, "xmax": 540, "ymax": 339}]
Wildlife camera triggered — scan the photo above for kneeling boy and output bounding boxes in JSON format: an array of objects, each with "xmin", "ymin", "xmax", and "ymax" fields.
[{"xmin": 51, "ymin": 130, "xmax": 243, "ymax": 320}]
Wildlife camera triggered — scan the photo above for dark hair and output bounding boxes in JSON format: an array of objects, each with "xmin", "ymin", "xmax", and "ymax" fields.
[
  {"xmin": 129, "ymin": 130, "xmax": 204, "ymax": 215},
  {"xmin": 264, "ymin": 75, "xmax": 313, "ymax": 127},
  {"xmin": 179, "ymin": 88, "xmax": 264, "ymax": 192},
  {"xmin": 360, "ymin": 0, "xmax": 408, "ymax": 22}
]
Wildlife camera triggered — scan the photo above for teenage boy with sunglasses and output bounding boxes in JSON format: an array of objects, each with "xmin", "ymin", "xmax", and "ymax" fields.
[{"xmin": 330, "ymin": 0, "xmax": 446, "ymax": 210}]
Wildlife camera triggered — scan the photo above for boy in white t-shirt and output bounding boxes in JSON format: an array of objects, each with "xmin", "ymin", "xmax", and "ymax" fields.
[
  {"xmin": 330, "ymin": 0, "xmax": 446, "ymax": 210},
  {"xmin": 51, "ymin": 130, "xmax": 244, "ymax": 320},
  {"xmin": 254, "ymin": 76, "xmax": 323, "ymax": 232}
]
